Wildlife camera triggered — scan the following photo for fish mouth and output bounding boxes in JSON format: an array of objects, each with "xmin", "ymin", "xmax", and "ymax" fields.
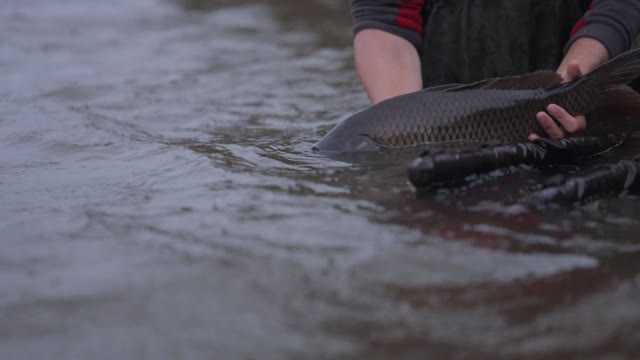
[{"xmin": 313, "ymin": 134, "xmax": 381, "ymax": 153}]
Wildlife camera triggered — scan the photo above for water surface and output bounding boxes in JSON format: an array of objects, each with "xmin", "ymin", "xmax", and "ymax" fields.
[{"xmin": 1, "ymin": 1, "xmax": 640, "ymax": 359}]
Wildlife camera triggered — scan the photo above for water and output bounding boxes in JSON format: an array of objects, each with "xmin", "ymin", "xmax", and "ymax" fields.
[{"xmin": 1, "ymin": 0, "xmax": 640, "ymax": 359}]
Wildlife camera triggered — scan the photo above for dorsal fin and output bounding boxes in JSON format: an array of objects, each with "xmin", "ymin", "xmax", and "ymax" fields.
[
  {"xmin": 482, "ymin": 70, "xmax": 564, "ymax": 90},
  {"xmin": 422, "ymin": 81, "xmax": 492, "ymax": 93},
  {"xmin": 423, "ymin": 70, "xmax": 564, "ymax": 93}
]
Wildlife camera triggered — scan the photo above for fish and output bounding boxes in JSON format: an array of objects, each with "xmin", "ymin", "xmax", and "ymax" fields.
[{"xmin": 313, "ymin": 48, "xmax": 640, "ymax": 155}]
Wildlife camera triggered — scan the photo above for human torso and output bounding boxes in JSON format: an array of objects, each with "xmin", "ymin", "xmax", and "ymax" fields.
[{"xmin": 421, "ymin": 0, "xmax": 592, "ymax": 87}]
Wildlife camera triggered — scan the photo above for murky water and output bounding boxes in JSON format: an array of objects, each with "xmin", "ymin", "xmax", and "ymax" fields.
[{"xmin": 1, "ymin": 1, "xmax": 640, "ymax": 359}]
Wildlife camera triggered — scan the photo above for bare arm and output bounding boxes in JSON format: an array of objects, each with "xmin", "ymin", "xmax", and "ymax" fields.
[
  {"xmin": 349, "ymin": 0, "xmax": 426, "ymax": 103},
  {"xmin": 354, "ymin": 29, "xmax": 423, "ymax": 104}
]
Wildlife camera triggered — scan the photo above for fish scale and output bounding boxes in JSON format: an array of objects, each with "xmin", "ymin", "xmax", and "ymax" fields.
[
  {"xmin": 314, "ymin": 49, "xmax": 640, "ymax": 154},
  {"xmin": 367, "ymin": 90, "xmax": 545, "ymax": 145}
]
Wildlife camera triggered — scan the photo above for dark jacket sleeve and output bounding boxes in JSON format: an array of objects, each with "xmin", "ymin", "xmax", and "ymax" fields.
[
  {"xmin": 568, "ymin": 0, "xmax": 640, "ymax": 57},
  {"xmin": 349, "ymin": 0, "xmax": 425, "ymax": 50}
]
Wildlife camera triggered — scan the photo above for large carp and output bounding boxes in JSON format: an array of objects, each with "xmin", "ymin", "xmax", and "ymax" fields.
[{"xmin": 314, "ymin": 49, "xmax": 640, "ymax": 154}]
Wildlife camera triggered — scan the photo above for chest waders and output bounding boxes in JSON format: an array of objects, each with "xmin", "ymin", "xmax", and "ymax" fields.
[{"xmin": 420, "ymin": 0, "xmax": 592, "ymax": 87}]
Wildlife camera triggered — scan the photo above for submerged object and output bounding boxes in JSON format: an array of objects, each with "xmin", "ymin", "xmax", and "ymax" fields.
[
  {"xmin": 528, "ymin": 156, "xmax": 640, "ymax": 204},
  {"xmin": 314, "ymin": 49, "xmax": 640, "ymax": 154},
  {"xmin": 408, "ymin": 134, "xmax": 626, "ymax": 188}
]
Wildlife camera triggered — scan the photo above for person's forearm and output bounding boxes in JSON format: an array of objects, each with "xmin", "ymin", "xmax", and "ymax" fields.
[
  {"xmin": 354, "ymin": 29, "xmax": 422, "ymax": 104},
  {"xmin": 557, "ymin": 37, "xmax": 609, "ymax": 78}
]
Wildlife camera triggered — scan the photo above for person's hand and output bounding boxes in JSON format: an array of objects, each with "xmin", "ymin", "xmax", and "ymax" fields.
[{"xmin": 528, "ymin": 62, "xmax": 587, "ymax": 141}]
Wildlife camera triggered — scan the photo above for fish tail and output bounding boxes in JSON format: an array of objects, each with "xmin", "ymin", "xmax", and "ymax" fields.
[{"xmin": 582, "ymin": 48, "xmax": 640, "ymax": 117}]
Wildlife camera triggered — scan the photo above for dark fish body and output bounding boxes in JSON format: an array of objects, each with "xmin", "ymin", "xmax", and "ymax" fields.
[{"xmin": 314, "ymin": 49, "xmax": 640, "ymax": 154}]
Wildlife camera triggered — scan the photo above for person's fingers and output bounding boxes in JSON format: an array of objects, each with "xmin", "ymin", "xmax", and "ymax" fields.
[
  {"xmin": 536, "ymin": 111, "xmax": 565, "ymax": 139},
  {"xmin": 565, "ymin": 61, "xmax": 583, "ymax": 82},
  {"xmin": 546, "ymin": 104, "xmax": 586, "ymax": 134},
  {"xmin": 533, "ymin": 63, "xmax": 587, "ymax": 142}
]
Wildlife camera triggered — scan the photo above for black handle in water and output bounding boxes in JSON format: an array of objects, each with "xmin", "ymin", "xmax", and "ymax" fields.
[
  {"xmin": 529, "ymin": 157, "xmax": 640, "ymax": 203},
  {"xmin": 408, "ymin": 134, "xmax": 626, "ymax": 188}
]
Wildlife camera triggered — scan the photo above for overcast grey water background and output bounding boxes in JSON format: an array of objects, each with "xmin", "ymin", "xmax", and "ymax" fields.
[{"xmin": 1, "ymin": 0, "xmax": 640, "ymax": 359}]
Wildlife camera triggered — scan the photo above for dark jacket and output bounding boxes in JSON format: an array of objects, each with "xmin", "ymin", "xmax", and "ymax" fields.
[{"xmin": 350, "ymin": 0, "xmax": 640, "ymax": 86}]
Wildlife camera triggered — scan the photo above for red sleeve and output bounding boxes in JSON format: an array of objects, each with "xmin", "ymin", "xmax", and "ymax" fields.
[
  {"xmin": 350, "ymin": 0, "xmax": 426, "ymax": 50},
  {"xmin": 570, "ymin": 1, "xmax": 595, "ymax": 38},
  {"xmin": 396, "ymin": 0, "xmax": 425, "ymax": 34},
  {"xmin": 567, "ymin": 0, "xmax": 640, "ymax": 57}
]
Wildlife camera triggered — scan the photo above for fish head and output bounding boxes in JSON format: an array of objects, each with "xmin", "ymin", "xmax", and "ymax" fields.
[
  {"xmin": 312, "ymin": 132, "xmax": 380, "ymax": 153},
  {"xmin": 312, "ymin": 108, "xmax": 381, "ymax": 153}
]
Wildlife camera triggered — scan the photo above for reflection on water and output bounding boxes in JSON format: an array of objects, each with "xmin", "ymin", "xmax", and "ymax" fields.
[{"xmin": 1, "ymin": 0, "xmax": 639, "ymax": 359}]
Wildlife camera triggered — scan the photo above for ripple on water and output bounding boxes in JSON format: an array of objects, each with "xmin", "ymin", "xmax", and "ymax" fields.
[{"xmin": 2, "ymin": 0, "xmax": 640, "ymax": 359}]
